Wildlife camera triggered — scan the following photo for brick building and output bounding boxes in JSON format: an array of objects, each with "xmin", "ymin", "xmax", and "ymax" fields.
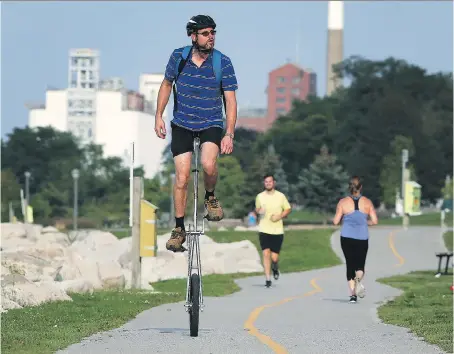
[
  {"xmin": 236, "ymin": 62, "xmax": 317, "ymax": 132},
  {"xmin": 235, "ymin": 108, "xmax": 268, "ymax": 132}
]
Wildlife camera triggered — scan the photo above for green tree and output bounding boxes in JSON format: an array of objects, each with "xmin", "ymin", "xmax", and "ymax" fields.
[
  {"xmin": 266, "ymin": 145, "xmax": 289, "ymax": 197},
  {"xmin": 297, "ymin": 145, "xmax": 349, "ymax": 223},
  {"xmin": 216, "ymin": 155, "xmax": 246, "ymax": 218},
  {"xmin": 143, "ymin": 174, "xmax": 171, "ymax": 212},
  {"xmin": 1, "ymin": 169, "xmax": 22, "ymax": 221},
  {"xmin": 333, "ymin": 56, "xmax": 452, "ymax": 204},
  {"xmin": 231, "ymin": 128, "xmax": 262, "ymax": 171},
  {"xmin": 1, "ymin": 126, "xmax": 84, "ymax": 196},
  {"xmin": 379, "ymin": 136, "xmax": 417, "ymax": 208},
  {"xmin": 258, "ymin": 110, "xmax": 336, "ymax": 187}
]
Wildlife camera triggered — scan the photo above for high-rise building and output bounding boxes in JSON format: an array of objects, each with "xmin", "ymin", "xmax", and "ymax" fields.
[
  {"xmin": 67, "ymin": 48, "xmax": 100, "ymax": 144},
  {"xmin": 326, "ymin": 1, "xmax": 344, "ymax": 96},
  {"xmin": 236, "ymin": 62, "xmax": 317, "ymax": 132},
  {"xmin": 27, "ymin": 48, "xmax": 169, "ymax": 178},
  {"xmin": 139, "ymin": 73, "xmax": 169, "ymax": 119},
  {"xmin": 266, "ymin": 62, "xmax": 317, "ymax": 126}
]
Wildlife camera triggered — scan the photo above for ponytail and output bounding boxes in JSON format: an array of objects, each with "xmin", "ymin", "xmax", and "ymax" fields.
[{"xmin": 349, "ymin": 176, "xmax": 362, "ymax": 194}]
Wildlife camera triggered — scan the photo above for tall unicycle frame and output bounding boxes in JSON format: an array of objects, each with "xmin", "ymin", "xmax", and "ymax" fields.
[{"xmin": 184, "ymin": 137, "xmax": 205, "ymax": 337}]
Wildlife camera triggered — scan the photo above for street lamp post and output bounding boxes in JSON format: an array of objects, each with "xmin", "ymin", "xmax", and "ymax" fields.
[
  {"xmin": 24, "ymin": 171, "xmax": 31, "ymax": 223},
  {"xmin": 401, "ymin": 149, "xmax": 409, "ymax": 229},
  {"xmin": 71, "ymin": 169, "xmax": 80, "ymax": 231}
]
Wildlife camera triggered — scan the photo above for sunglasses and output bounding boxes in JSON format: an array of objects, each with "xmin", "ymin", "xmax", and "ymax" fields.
[{"xmin": 197, "ymin": 30, "xmax": 217, "ymax": 37}]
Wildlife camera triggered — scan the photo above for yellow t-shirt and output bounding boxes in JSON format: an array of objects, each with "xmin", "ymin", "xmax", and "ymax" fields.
[{"xmin": 255, "ymin": 190, "xmax": 291, "ymax": 235}]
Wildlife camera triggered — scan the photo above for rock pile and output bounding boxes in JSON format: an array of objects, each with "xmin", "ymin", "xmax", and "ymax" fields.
[{"xmin": 1, "ymin": 223, "xmax": 263, "ymax": 312}]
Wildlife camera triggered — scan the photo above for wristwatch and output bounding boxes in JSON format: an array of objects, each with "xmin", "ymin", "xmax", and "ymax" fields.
[{"xmin": 225, "ymin": 132, "xmax": 234, "ymax": 139}]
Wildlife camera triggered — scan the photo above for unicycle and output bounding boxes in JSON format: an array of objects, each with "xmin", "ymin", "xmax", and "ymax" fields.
[{"xmin": 184, "ymin": 137, "xmax": 205, "ymax": 337}]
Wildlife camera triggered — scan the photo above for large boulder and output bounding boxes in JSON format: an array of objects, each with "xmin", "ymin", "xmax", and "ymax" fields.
[
  {"xmin": 138, "ymin": 233, "xmax": 263, "ymax": 284},
  {"xmin": 0, "ymin": 223, "xmax": 264, "ymax": 312},
  {"xmin": 1, "ymin": 279, "xmax": 72, "ymax": 309}
]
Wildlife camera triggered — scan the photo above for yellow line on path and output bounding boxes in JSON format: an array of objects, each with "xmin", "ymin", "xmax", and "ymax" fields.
[
  {"xmin": 244, "ymin": 278, "xmax": 323, "ymax": 354},
  {"xmin": 388, "ymin": 231, "xmax": 405, "ymax": 267}
]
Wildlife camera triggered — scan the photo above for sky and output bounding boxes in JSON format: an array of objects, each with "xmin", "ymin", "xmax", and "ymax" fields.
[{"xmin": 1, "ymin": 1, "xmax": 453, "ymax": 139}]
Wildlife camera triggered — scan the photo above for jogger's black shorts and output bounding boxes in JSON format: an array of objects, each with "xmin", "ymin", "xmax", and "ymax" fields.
[
  {"xmin": 259, "ymin": 233, "xmax": 284, "ymax": 254},
  {"xmin": 340, "ymin": 236, "xmax": 369, "ymax": 281},
  {"xmin": 170, "ymin": 122, "xmax": 223, "ymax": 158}
]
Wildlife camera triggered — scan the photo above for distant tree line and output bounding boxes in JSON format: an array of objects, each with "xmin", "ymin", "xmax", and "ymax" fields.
[{"xmin": 1, "ymin": 55, "xmax": 452, "ymax": 226}]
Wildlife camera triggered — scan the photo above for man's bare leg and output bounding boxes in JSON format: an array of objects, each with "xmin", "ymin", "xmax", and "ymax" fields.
[
  {"xmin": 271, "ymin": 252, "xmax": 280, "ymax": 280},
  {"xmin": 201, "ymin": 142, "xmax": 224, "ymax": 221},
  {"xmin": 166, "ymin": 151, "xmax": 192, "ymax": 252},
  {"xmin": 262, "ymin": 249, "xmax": 272, "ymax": 282},
  {"xmin": 174, "ymin": 152, "xmax": 192, "ymax": 219},
  {"xmin": 201, "ymin": 142, "xmax": 219, "ymax": 192}
]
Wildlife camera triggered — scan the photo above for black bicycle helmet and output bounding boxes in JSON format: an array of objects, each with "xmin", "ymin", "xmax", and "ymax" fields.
[{"xmin": 186, "ymin": 15, "xmax": 216, "ymax": 36}]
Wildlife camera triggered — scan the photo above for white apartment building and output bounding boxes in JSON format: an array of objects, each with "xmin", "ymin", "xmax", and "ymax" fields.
[{"xmin": 28, "ymin": 48, "xmax": 170, "ymax": 178}]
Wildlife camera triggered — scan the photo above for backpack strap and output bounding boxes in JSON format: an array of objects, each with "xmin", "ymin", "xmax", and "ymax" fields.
[
  {"xmin": 173, "ymin": 46, "xmax": 192, "ymax": 112},
  {"xmin": 212, "ymin": 49, "xmax": 222, "ymax": 86},
  {"xmin": 175, "ymin": 46, "xmax": 192, "ymax": 80},
  {"xmin": 212, "ymin": 49, "xmax": 226, "ymax": 115}
]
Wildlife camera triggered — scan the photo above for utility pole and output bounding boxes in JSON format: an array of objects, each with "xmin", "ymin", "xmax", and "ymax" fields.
[
  {"xmin": 401, "ymin": 149, "xmax": 409, "ymax": 229},
  {"xmin": 24, "ymin": 171, "xmax": 31, "ymax": 223},
  {"xmin": 71, "ymin": 169, "xmax": 80, "ymax": 230}
]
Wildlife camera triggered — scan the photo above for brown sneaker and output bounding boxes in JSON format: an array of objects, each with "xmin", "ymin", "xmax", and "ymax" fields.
[
  {"xmin": 204, "ymin": 196, "xmax": 224, "ymax": 221},
  {"xmin": 166, "ymin": 227, "xmax": 187, "ymax": 252}
]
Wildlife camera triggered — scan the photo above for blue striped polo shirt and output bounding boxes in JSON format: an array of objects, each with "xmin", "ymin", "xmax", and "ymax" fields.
[{"xmin": 164, "ymin": 46, "xmax": 238, "ymax": 131}]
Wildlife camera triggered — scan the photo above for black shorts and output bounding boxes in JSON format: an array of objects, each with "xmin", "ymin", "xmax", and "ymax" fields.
[
  {"xmin": 170, "ymin": 122, "xmax": 223, "ymax": 158},
  {"xmin": 259, "ymin": 232, "xmax": 284, "ymax": 254}
]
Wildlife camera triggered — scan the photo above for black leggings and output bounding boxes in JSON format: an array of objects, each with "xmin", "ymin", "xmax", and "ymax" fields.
[{"xmin": 340, "ymin": 236, "xmax": 369, "ymax": 281}]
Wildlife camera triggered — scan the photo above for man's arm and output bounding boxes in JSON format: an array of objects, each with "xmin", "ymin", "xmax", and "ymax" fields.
[
  {"xmin": 156, "ymin": 49, "xmax": 177, "ymax": 120},
  {"xmin": 223, "ymin": 90, "xmax": 237, "ymax": 135},
  {"xmin": 221, "ymin": 55, "xmax": 239, "ymax": 136},
  {"xmin": 156, "ymin": 79, "xmax": 173, "ymax": 119},
  {"xmin": 332, "ymin": 200, "xmax": 343, "ymax": 226},
  {"xmin": 255, "ymin": 195, "xmax": 264, "ymax": 215},
  {"xmin": 270, "ymin": 195, "xmax": 292, "ymax": 222}
]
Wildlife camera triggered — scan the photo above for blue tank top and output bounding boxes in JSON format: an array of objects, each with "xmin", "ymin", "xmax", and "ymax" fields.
[{"xmin": 340, "ymin": 196, "xmax": 369, "ymax": 240}]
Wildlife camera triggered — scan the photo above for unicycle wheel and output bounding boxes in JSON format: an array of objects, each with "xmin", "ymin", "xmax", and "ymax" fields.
[{"xmin": 189, "ymin": 273, "xmax": 200, "ymax": 337}]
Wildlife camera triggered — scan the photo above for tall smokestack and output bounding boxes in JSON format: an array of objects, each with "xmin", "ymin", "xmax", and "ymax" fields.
[{"xmin": 326, "ymin": 1, "xmax": 344, "ymax": 96}]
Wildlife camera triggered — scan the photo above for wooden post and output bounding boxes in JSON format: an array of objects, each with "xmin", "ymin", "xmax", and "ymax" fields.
[{"xmin": 131, "ymin": 176, "xmax": 142, "ymax": 289}]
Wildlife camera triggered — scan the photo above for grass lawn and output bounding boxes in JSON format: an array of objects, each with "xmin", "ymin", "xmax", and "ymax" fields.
[
  {"xmin": 2, "ymin": 229, "xmax": 340, "ymax": 354},
  {"xmin": 152, "ymin": 229, "xmax": 341, "ymax": 294},
  {"xmin": 377, "ymin": 271, "xmax": 453, "ymax": 353},
  {"xmin": 286, "ymin": 209, "xmax": 327, "ymax": 222},
  {"xmin": 1, "ymin": 290, "xmax": 182, "ymax": 354},
  {"xmin": 379, "ymin": 212, "xmax": 453, "ymax": 227},
  {"xmin": 254, "ymin": 209, "xmax": 452, "ymax": 228},
  {"xmin": 443, "ymin": 231, "xmax": 453, "ymax": 252}
]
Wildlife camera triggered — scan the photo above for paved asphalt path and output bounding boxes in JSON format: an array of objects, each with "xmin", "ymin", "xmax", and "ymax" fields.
[{"xmin": 57, "ymin": 226, "xmax": 449, "ymax": 354}]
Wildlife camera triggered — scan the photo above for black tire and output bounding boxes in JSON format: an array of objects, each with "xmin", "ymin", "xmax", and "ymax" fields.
[{"xmin": 189, "ymin": 273, "xmax": 200, "ymax": 337}]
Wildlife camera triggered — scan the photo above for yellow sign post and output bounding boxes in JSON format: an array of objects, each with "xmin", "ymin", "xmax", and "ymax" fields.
[
  {"xmin": 139, "ymin": 200, "xmax": 159, "ymax": 257},
  {"xmin": 404, "ymin": 181, "xmax": 422, "ymax": 216}
]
